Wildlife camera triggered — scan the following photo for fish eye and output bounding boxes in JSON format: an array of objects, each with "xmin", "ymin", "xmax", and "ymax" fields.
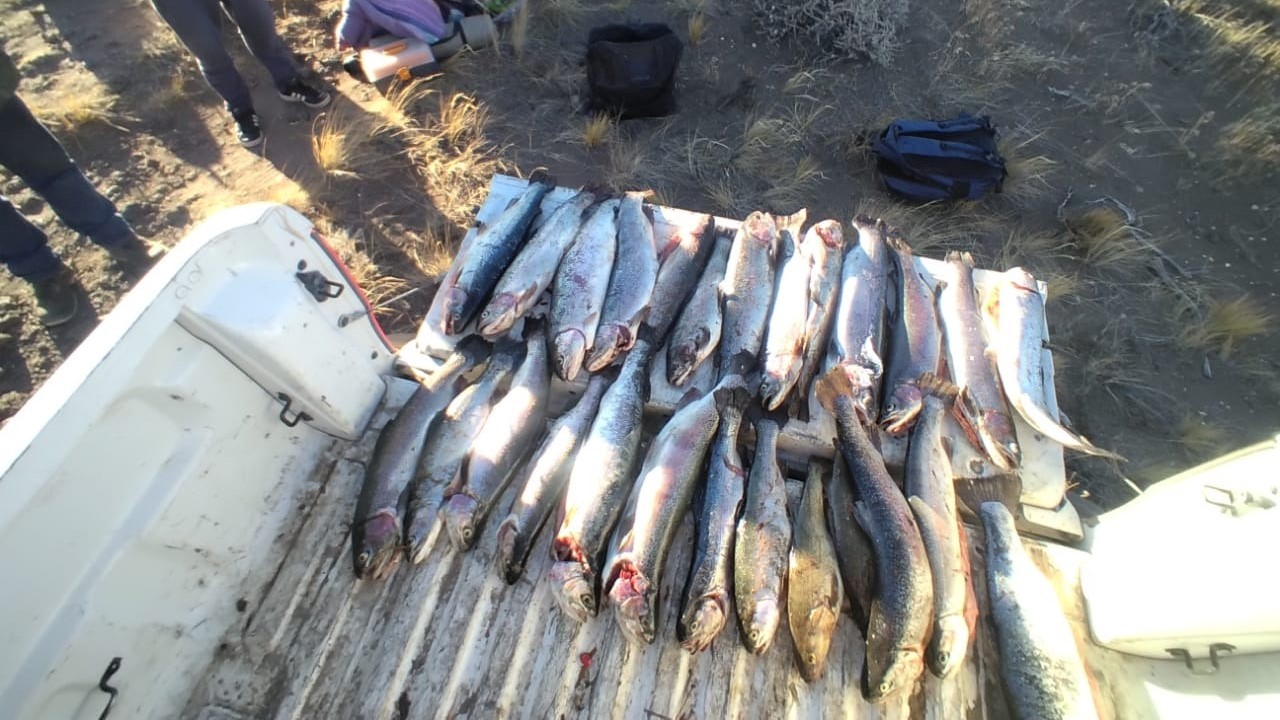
[
  {"xmin": 579, "ymin": 593, "xmax": 594, "ymax": 609},
  {"xmin": 357, "ymin": 551, "xmax": 370, "ymax": 568},
  {"xmin": 689, "ymin": 620, "xmax": 700, "ymax": 632},
  {"xmin": 879, "ymin": 681, "xmax": 893, "ymax": 695}
]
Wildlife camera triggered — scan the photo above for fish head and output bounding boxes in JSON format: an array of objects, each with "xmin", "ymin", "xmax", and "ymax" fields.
[
  {"xmin": 928, "ymin": 615, "xmax": 970, "ymax": 679},
  {"xmin": 608, "ymin": 567, "xmax": 656, "ymax": 644},
  {"xmin": 978, "ymin": 411, "xmax": 1022, "ymax": 471},
  {"xmin": 552, "ymin": 329, "xmax": 587, "ymax": 382},
  {"xmin": 679, "ymin": 594, "xmax": 727, "ymax": 653},
  {"xmin": 864, "ymin": 648, "xmax": 924, "ymax": 702},
  {"xmin": 440, "ymin": 286, "xmax": 471, "ymax": 335},
  {"xmin": 548, "ymin": 560, "xmax": 597, "ymax": 621},
  {"xmin": 584, "ymin": 326, "xmax": 626, "ymax": 373},
  {"xmin": 795, "ymin": 606, "xmax": 840, "ymax": 682},
  {"xmin": 812, "ymin": 220, "xmax": 844, "ymax": 249},
  {"xmin": 353, "ymin": 509, "xmax": 402, "ymax": 580},
  {"xmin": 494, "ymin": 519, "xmax": 521, "ymax": 583},
  {"xmin": 744, "ymin": 594, "xmax": 781, "ymax": 654},
  {"xmin": 477, "ymin": 294, "xmax": 518, "ymax": 337},
  {"xmin": 880, "ymin": 384, "xmax": 924, "ymax": 435},
  {"xmin": 440, "ymin": 494, "xmax": 480, "ymax": 550},
  {"xmin": 667, "ymin": 342, "xmax": 698, "ymax": 386}
]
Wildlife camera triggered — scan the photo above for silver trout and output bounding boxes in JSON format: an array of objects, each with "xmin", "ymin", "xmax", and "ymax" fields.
[
  {"xmin": 667, "ymin": 237, "xmax": 731, "ymax": 387},
  {"xmin": 904, "ymin": 375, "xmax": 971, "ymax": 679},
  {"xmin": 733, "ymin": 415, "xmax": 790, "ymax": 654},
  {"xmin": 355, "ymin": 338, "xmax": 490, "ymax": 579},
  {"xmin": 825, "ymin": 453, "xmax": 876, "ymax": 634},
  {"xmin": 495, "ymin": 372, "xmax": 611, "ymax": 584},
  {"xmin": 986, "ymin": 268, "xmax": 1125, "ymax": 460},
  {"xmin": 787, "ymin": 461, "xmax": 844, "ymax": 682},
  {"xmin": 719, "ymin": 211, "xmax": 780, "ymax": 378},
  {"xmin": 587, "ymin": 192, "xmax": 659, "ymax": 371},
  {"xmin": 549, "ymin": 335, "xmax": 656, "ymax": 621},
  {"xmin": 441, "ymin": 324, "xmax": 551, "ymax": 551},
  {"xmin": 478, "ymin": 189, "xmax": 598, "ymax": 338},
  {"xmin": 403, "ymin": 340, "xmax": 520, "ymax": 564},
  {"xmin": 606, "ymin": 381, "xmax": 746, "ymax": 644},
  {"xmin": 937, "ymin": 251, "xmax": 1021, "ymax": 470},
  {"xmin": 440, "ymin": 174, "xmax": 553, "ymax": 334},
  {"xmin": 817, "ymin": 366, "xmax": 932, "ymax": 702},
  {"xmin": 647, "ymin": 213, "xmax": 717, "ymax": 342},
  {"xmin": 760, "ymin": 211, "xmax": 812, "ymax": 410},
  {"xmin": 830, "ymin": 215, "xmax": 891, "ymax": 423},
  {"xmin": 678, "ymin": 384, "xmax": 748, "ymax": 653},
  {"xmin": 981, "ymin": 502, "xmax": 1099, "ymax": 720},
  {"xmin": 795, "ymin": 220, "xmax": 846, "ymax": 413},
  {"xmin": 881, "ymin": 234, "xmax": 941, "ymax": 435},
  {"xmin": 549, "ymin": 198, "xmax": 620, "ymax": 381}
]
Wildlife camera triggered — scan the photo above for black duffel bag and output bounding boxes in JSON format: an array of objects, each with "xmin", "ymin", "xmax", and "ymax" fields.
[{"xmin": 586, "ymin": 23, "xmax": 682, "ymax": 119}]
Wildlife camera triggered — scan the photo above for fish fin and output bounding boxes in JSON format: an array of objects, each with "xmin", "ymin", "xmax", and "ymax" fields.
[
  {"xmin": 954, "ymin": 475, "xmax": 1022, "ymax": 520},
  {"xmin": 815, "ymin": 365, "xmax": 854, "ymax": 413},
  {"xmin": 918, "ymin": 372, "xmax": 960, "ymax": 404},
  {"xmin": 522, "ymin": 315, "xmax": 547, "ymax": 337},
  {"xmin": 851, "ymin": 500, "xmax": 879, "ymax": 540},
  {"xmin": 907, "ymin": 496, "xmax": 947, "ymax": 549},
  {"xmin": 641, "ymin": 202, "xmax": 656, "ymax": 225},
  {"xmin": 723, "ymin": 349, "xmax": 759, "ymax": 379},
  {"xmin": 527, "ymin": 168, "xmax": 555, "ymax": 187}
]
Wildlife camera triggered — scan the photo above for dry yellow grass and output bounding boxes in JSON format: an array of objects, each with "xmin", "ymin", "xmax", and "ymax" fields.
[
  {"xmin": 34, "ymin": 81, "xmax": 129, "ymax": 134},
  {"xmin": 375, "ymin": 78, "xmax": 434, "ymax": 131},
  {"xmin": 733, "ymin": 115, "xmax": 789, "ymax": 171},
  {"xmin": 998, "ymin": 135, "xmax": 1057, "ymax": 208},
  {"xmin": 311, "ymin": 111, "xmax": 374, "ymax": 178},
  {"xmin": 1064, "ymin": 207, "xmax": 1149, "ymax": 270},
  {"xmin": 1177, "ymin": 1, "xmax": 1280, "ymax": 87},
  {"xmin": 1174, "ymin": 413, "xmax": 1227, "ymax": 457},
  {"xmin": 762, "ymin": 155, "xmax": 824, "ymax": 207},
  {"xmin": 689, "ymin": 12, "xmax": 708, "ymax": 45},
  {"xmin": 1216, "ymin": 103, "xmax": 1280, "ymax": 182},
  {"xmin": 1041, "ymin": 270, "xmax": 1085, "ymax": 304},
  {"xmin": 405, "ymin": 92, "xmax": 505, "ymax": 228},
  {"xmin": 855, "ymin": 196, "xmax": 983, "ymax": 254},
  {"xmin": 997, "ymin": 225, "xmax": 1070, "ymax": 268},
  {"xmin": 581, "ymin": 114, "xmax": 613, "ymax": 148},
  {"xmin": 1180, "ymin": 295, "xmax": 1273, "ymax": 358}
]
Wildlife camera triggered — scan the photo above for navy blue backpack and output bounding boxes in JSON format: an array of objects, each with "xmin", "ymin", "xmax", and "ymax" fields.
[{"xmin": 872, "ymin": 114, "xmax": 1007, "ymax": 202}]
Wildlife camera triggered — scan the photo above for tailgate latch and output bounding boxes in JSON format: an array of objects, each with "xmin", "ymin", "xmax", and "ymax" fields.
[{"xmin": 296, "ymin": 269, "xmax": 345, "ymax": 302}]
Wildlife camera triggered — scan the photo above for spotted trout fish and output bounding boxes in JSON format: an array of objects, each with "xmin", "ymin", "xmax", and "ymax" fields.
[
  {"xmin": 734, "ymin": 415, "xmax": 791, "ymax": 654},
  {"xmin": 881, "ymin": 234, "xmax": 941, "ymax": 435},
  {"xmin": 981, "ymin": 501, "xmax": 1099, "ymax": 720},
  {"xmin": 587, "ymin": 192, "xmax": 659, "ymax": 371},
  {"xmin": 667, "ymin": 237, "xmax": 731, "ymax": 387},
  {"xmin": 550, "ymin": 198, "xmax": 620, "ymax": 381},
  {"xmin": 440, "ymin": 174, "xmax": 553, "ymax": 334},
  {"xmin": 986, "ymin": 267, "xmax": 1124, "ymax": 460},
  {"xmin": 441, "ymin": 323, "xmax": 551, "ymax": 551},
  {"xmin": 937, "ymin": 251, "xmax": 1021, "ymax": 470},
  {"xmin": 355, "ymin": 338, "xmax": 490, "ymax": 579},
  {"xmin": 607, "ymin": 381, "xmax": 747, "ymax": 644},
  {"xmin": 549, "ymin": 335, "xmax": 656, "ymax": 621},
  {"xmin": 818, "ymin": 366, "xmax": 932, "ymax": 702},
  {"xmin": 678, "ymin": 383, "xmax": 748, "ymax": 653},
  {"xmin": 904, "ymin": 375, "xmax": 972, "ymax": 679},
  {"xmin": 647, "ymin": 214, "xmax": 716, "ymax": 343},
  {"xmin": 403, "ymin": 341, "xmax": 521, "ymax": 563},
  {"xmin": 826, "ymin": 453, "xmax": 876, "ymax": 634},
  {"xmin": 760, "ymin": 210, "xmax": 812, "ymax": 409},
  {"xmin": 719, "ymin": 211, "xmax": 781, "ymax": 378},
  {"xmin": 830, "ymin": 215, "xmax": 891, "ymax": 423},
  {"xmin": 495, "ymin": 372, "xmax": 612, "ymax": 584},
  {"xmin": 478, "ymin": 189, "xmax": 598, "ymax": 338},
  {"xmin": 788, "ymin": 461, "xmax": 844, "ymax": 682},
  {"xmin": 795, "ymin": 220, "xmax": 846, "ymax": 414}
]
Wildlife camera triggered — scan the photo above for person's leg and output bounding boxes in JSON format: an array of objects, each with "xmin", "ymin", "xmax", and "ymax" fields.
[
  {"xmin": 151, "ymin": 0, "xmax": 254, "ymax": 113},
  {"xmin": 0, "ymin": 95, "xmax": 134, "ymax": 249},
  {"xmin": 0, "ymin": 194, "xmax": 61, "ymax": 281},
  {"xmin": 222, "ymin": 0, "xmax": 331, "ymax": 108},
  {"xmin": 220, "ymin": 0, "xmax": 297, "ymax": 89}
]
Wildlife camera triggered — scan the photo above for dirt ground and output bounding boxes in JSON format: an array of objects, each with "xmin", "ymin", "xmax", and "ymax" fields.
[{"xmin": 1, "ymin": 0, "xmax": 1276, "ymax": 508}]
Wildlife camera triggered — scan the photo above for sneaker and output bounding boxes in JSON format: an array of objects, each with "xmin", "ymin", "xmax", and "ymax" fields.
[
  {"xmin": 107, "ymin": 238, "xmax": 160, "ymax": 278},
  {"xmin": 278, "ymin": 78, "xmax": 332, "ymax": 109},
  {"xmin": 31, "ymin": 269, "xmax": 79, "ymax": 328},
  {"xmin": 231, "ymin": 108, "xmax": 263, "ymax": 147}
]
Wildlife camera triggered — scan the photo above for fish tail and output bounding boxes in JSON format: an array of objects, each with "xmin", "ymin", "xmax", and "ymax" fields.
[
  {"xmin": 527, "ymin": 168, "xmax": 555, "ymax": 187},
  {"xmin": 815, "ymin": 365, "xmax": 854, "ymax": 413},
  {"xmin": 954, "ymin": 475, "xmax": 1023, "ymax": 519},
  {"xmin": 917, "ymin": 372, "xmax": 960, "ymax": 404},
  {"xmin": 713, "ymin": 377, "xmax": 753, "ymax": 412},
  {"xmin": 1011, "ymin": 395, "xmax": 1127, "ymax": 461}
]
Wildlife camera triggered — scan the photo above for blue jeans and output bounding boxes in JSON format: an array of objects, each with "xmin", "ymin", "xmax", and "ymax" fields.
[{"xmin": 0, "ymin": 95, "xmax": 134, "ymax": 281}]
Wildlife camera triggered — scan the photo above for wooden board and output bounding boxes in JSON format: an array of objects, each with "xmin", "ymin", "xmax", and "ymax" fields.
[
  {"xmin": 399, "ymin": 175, "xmax": 1080, "ymax": 541},
  {"xmin": 179, "ymin": 377, "xmax": 1224, "ymax": 720}
]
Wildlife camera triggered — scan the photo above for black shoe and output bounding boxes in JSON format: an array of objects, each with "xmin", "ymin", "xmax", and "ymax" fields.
[
  {"xmin": 278, "ymin": 78, "xmax": 332, "ymax": 109},
  {"xmin": 231, "ymin": 108, "xmax": 263, "ymax": 147},
  {"xmin": 31, "ymin": 269, "xmax": 79, "ymax": 328},
  {"xmin": 107, "ymin": 238, "xmax": 160, "ymax": 278}
]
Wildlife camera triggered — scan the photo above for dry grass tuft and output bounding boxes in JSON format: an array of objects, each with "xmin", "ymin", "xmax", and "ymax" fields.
[
  {"xmin": 147, "ymin": 70, "xmax": 191, "ymax": 113},
  {"xmin": 311, "ymin": 111, "xmax": 375, "ymax": 178},
  {"xmin": 996, "ymin": 225, "xmax": 1071, "ymax": 268},
  {"xmin": 405, "ymin": 92, "xmax": 505, "ymax": 227},
  {"xmin": 606, "ymin": 137, "xmax": 660, "ymax": 191},
  {"xmin": 753, "ymin": 0, "xmax": 908, "ymax": 65},
  {"xmin": 1180, "ymin": 295, "xmax": 1273, "ymax": 358},
  {"xmin": 33, "ymin": 81, "xmax": 129, "ymax": 134},
  {"xmin": 1215, "ymin": 102, "xmax": 1280, "ymax": 182},
  {"xmin": 998, "ymin": 135, "xmax": 1057, "ymax": 208},
  {"xmin": 762, "ymin": 155, "xmax": 825, "ymax": 207},
  {"xmin": 1174, "ymin": 413, "xmax": 1227, "ymax": 457},
  {"xmin": 855, "ymin": 195, "xmax": 984, "ymax": 255},
  {"xmin": 1176, "ymin": 0, "xmax": 1280, "ymax": 88},
  {"xmin": 1064, "ymin": 207, "xmax": 1149, "ymax": 270},
  {"xmin": 1041, "ymin": 270, "xmax": 1086, "ymax": 304},
  {"xmin": 581, "ymin": 114, "xmax": 614, "ymax": 149},
  {"xmin": 689, "ymin": 11, "xmax": 708, "ymax": 45},
  {"xmin": 376, "ymin": 78, "xmax": 434, "ymax": 131},
  {"xmin": 315, "ymin": 220, "xmax": 411, "ymax": 310}
]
